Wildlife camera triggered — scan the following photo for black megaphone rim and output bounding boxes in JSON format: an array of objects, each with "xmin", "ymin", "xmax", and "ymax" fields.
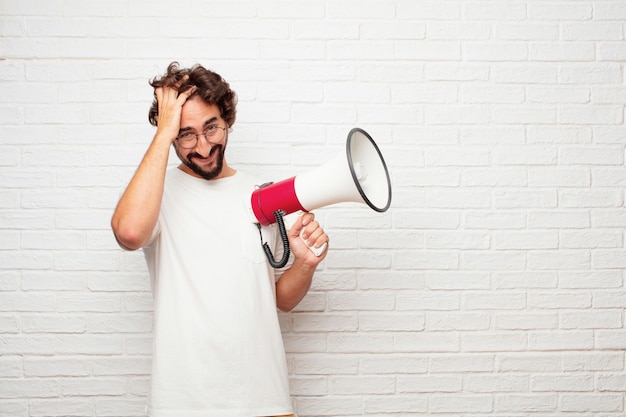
[{"xmin": 346, "ymin": 127, "xmax": 392, "ymax": 213}]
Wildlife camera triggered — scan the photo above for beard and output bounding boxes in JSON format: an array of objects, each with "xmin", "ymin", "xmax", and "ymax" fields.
[{"xmin": 177, "ymin": 144, "xmax": 226, "ymax": 180}]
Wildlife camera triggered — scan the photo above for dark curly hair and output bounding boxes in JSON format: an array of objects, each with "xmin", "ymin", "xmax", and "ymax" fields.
[{"xmin": 148, "ymin": 62, "xmax": 237, "ymax": 128}]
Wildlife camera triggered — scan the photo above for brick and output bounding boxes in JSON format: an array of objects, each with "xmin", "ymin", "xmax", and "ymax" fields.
[
  {"xmin": 397, "ymin": 291, "xmax": 459, "ymax": 312},
  {"xmin": 493, "ymin": 271, "xmax": 558, "ymax": 289},
  {"xmin": 535, "ymin": 247, "xmax": 594, "ymax": 274},
  {"xmin": 23, "ymin": 357, "xmax": 90, "ymax": 377},
  {"xmin": 288, "ymin": 376, "xmax": 327, "ymax": 396},
  {"xmin": 527, "ymin": 86, "xmax": 590, "ymax": 104},
  {"xmin": 496, "ymin": 23, "xmax": 559, "ymax": 41},
  {"xmin": 331, "ymin": 375, "xmax": 395, "ymax": 395},
  {"xmin": 560, "ymin": 230, "xmax": 623, "ymax": 249},
  {"xmin": 429, "ymin": 22, "xmax": 490, "ymax": 40},
  {"xmin": 395, "ymin": 333, "xmax": 460, "ymax": 353},
  {"xmin": 297, "ymin": 397, "xmax": 362, "ymax": 416},
  {"xmin": 595, "ymin": 330, "xmax": 626, "ymax": 349},
  {"xmin": 560, "ymin": 393, "xmax": 624, "ymax": 412},
  {"xmin": 530, "ymin": 42, "xmax": 595, "ymax": 61},
  {"xmin": 560, "ymin": 105, "xmax": 624, "ymax": 125},
  {"xmin": 397, "ymin": 1, "xmax": 461, "ymax": 19},
  {"xmin": 596, "ymin": 373, "xmax": 626, "ymax": 391},
  {"xmin": 496, "ymin": 313, "xmax": 558, "ymax": 330},
  {"xmin": 426, "ymin": 312, "xmax": 489, "ymax": 331},
  {"xmin": 527, "ymin": 168, "xmax": 590, "ymax": 187},
  {"xmin": 493, "ymin": 231, "xmax": 558, "ymax": 250},
  {"xmin": 496, "ymin": 353, "xmax": 562, "ymax": 372},
  {"xmin": 462, "ymin": 333, "xmax": 528, "ymax": 352},
  {"xmin": 359, "ymin": 313, "xmax": 425, "ymax": 332},
  {"xmin": 430, "ymin": 394, "xmax": 493, "ymax": 413},
  {"xmin": 562, "ymin": 352, "xmax": 624, "ymax": 372},
  {"xmin": 531, "ymin": 374, "xmax": 593, "ymax": 392},
  {"xmin": 0, "ymin": 357, "xmax": 22, "ymax": 378},
  {"xmin": 359, "ymin": 354, "xmax": 427, "ymax": 375},
  {"xmin": 87, "ymin": 313, "xmax": 153, "ymax": 333},
  {"xmin": 57, "ymin": 294, "xmax": 121, "ymax": 313},
  {"xmin": 328, "ymin": 333, "xmax": 393, "ymax": 353},
  {"xmin": 464, "ymin": 42, "xmax": 528, "ymax": 62},
  {"xmin": 293, "ymin": 353, "xmax": 358, "ymax": 375},
  {"xmin": 562, "ymin": 23, "xmax": 624, "ymax": 41},
  {"xmin": 529, "ymin": 292, "xmax": 591, "ymax": 309},
  {"xmin": 465, "ymin": 211, "xmax": 527, "ymax": 230},
  {"xmin": 327, "ymin": 291, "xmax": 395, "ymax": 311},
  {"xmin": 29, "ymin": 399, "xmax": 94, "ymax": 417},
  {"xmin": 528, "ymin": 3, "xmax": 592, "ymax": 20},
  {"xmin": 528, "ymin": 330, "xmax": 594, "ymax": 351},
  {"xmin": 397, "ymin": 375, "xmax": 461, "ymax": 393},
  {"xmin": 21, "ymin": 314, "xmax": 86, "ymax": 333},
  {"xmin": 364, "ymin": 394, "xmax": 427, "ymax": 413},
  {"xmin": 0, "ymin": 400, "xmax": 27, "ymax": 417},
  {"xmin": 528, "ymin": 211, "xmax": 589, "ymax": 229},
  {"xmin": 466, "ymin": 374, "xmax": 528, "ymax": 393},
  {"xmin": 494, "ymin": 394, "xmax": 557, "ymax": 412},
  {"xmin": 292, "ymin": 313, "xmax": 357, "ymax": 332},
  {"xmin": 95, "ymin": 398, "xmax": 148, "ymax": 417}
]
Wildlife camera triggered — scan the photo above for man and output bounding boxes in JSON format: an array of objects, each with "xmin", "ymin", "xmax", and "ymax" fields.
[{"xmin": 111, "ymin": 62, "xmax": 329, "ymax": 417}]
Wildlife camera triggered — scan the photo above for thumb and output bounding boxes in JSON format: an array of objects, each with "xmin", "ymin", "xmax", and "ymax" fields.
[{"xmin": 287, "ymin": 214, "xmax": 305, "ymax": 238}]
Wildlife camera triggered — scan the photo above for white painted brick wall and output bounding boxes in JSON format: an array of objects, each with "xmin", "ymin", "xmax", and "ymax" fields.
[{"xmin": 1, "ymin": 0, "xmax": 625, "ymax": 416}]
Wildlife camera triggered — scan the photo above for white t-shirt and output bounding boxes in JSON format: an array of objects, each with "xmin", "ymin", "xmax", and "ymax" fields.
[{"xmin": 143, "ymin": 168, "xmax": 293, "ymax": 417}]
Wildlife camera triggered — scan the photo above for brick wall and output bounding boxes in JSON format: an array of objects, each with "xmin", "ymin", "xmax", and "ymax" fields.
[{"xmin": 1, "ymin": 0, "xmax": 625, "ymax": 416}]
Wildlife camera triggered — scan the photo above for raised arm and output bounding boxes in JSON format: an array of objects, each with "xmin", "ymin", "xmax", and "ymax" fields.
[{"xmin": 111, "ymin": 84, "xmax": 195, "ymax": 250}]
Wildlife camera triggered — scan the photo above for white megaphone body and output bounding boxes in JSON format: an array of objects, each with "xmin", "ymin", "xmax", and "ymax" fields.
[{"xmin": 249, "ymin": 128, "xmax": 392, "ymax": 267}]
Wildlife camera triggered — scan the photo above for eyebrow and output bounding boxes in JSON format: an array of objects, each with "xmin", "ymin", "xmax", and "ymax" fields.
[{"xmin": 178, "ymin": 117, "xmax": 219, "ymax": 134}]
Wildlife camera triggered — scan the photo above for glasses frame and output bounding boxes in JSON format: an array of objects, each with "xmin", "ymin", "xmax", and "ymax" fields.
[{"xmin": 176, "ymin": 125, "xmax": 228, "ymax": 149}]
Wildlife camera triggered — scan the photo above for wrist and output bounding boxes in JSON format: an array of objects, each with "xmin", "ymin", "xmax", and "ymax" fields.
[
  {"xmin": 153, "ymin": 130, "xmax": 177, "ymax": 146},
  {"xmin": 291, "ymin": 254, "xmax": 319, "ymax": 273}
]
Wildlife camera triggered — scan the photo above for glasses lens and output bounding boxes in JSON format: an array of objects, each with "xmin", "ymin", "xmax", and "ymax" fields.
[
  {"xmin": 179, "ymin": 138, "xmax": 196, "ymax": 149},
  {"xmin": 177, "ymin": 128, "xmax": 226, "ymax": 149}
]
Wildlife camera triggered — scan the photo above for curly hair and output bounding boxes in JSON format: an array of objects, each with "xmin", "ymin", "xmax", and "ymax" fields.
[{"xmin": 148, "ymin": 62, "xmax": 237, "ymax": 128}]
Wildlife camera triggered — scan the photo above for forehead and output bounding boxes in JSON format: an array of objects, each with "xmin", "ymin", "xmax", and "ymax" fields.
[{"xmin": 180, "ymin": 96, "xmax": 221, "ymax": 125}]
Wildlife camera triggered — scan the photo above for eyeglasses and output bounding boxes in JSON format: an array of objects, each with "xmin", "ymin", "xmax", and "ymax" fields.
[{"xmin": 176, "ymin": 125, "xmax": 228, "ymax": 149}]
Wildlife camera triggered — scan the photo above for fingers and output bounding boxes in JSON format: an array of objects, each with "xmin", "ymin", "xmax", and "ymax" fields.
[
  {"xmin": 154, "ymin": 80, "xmax": 196, "ymax": 142},
  {"xmin": 178, "ymin": 85, "xmax": 196, "ymax": 102},
  {"xmin": 156, "ymin": 84, "xmax": 193, "ymax": 108},
  {"xmin": 155, "ymin": 75, "xmax": 195, "ymax": 110},
  {"xmin": 299, "ymin": 213, "xmax": 329, "ymax": 249}
]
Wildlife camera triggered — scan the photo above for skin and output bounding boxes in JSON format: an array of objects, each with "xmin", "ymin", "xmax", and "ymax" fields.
[{"xmin": 111, "ymin": 83, "xmax": 328, "ymax": 311}]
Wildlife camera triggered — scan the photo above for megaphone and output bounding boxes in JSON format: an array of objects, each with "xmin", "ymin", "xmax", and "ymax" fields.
[{"xmin": 249, "ymin": 128, "xmax": 392, "ymax": 268}]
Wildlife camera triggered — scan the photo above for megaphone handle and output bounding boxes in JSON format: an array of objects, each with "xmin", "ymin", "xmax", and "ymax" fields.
[{"xmin": 299, "ymin": 229, "xmax": 327, "ymax": 257}]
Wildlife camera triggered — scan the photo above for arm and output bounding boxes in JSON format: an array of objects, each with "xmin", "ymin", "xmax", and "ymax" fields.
[
  {"xmin": 111, "ymin": 84, "xmax": 195, "ymax": 250},
  {"xmin": 275, "ymin": 213, "xmax": 328, "ymax": 311}
]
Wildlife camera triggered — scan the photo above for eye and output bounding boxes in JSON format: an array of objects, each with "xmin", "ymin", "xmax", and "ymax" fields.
[
  {"xmin": 179, "ymin": 132, "xmax": 195, "ymax": 140},
  {"xmin": 205, "ymin": 125, "xmax": 219, "ymax": 135}
]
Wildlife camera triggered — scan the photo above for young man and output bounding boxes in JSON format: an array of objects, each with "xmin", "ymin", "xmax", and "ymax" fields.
[{"xmin": 111, "ymin": 62, "xmax": 329, "ymax": 417}]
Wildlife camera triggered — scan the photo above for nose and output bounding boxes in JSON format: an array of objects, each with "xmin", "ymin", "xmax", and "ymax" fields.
[{"xmin": 194, "ymin": 134, "xmax": 214, "ymax": 157}]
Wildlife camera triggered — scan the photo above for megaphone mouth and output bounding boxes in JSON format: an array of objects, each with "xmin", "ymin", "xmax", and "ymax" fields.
[{"xmin": 346, "ymin": 128, "xmax": 392, "ymax": 212}]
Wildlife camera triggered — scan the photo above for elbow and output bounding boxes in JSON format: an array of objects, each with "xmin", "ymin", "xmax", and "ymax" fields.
[
  {"xmin": 277, "ymin": 301, "xmax": 297, "ymax": 313},
  {"xmin": 111, "ymin": 218, "xmax": 147, "ymax": 251}
]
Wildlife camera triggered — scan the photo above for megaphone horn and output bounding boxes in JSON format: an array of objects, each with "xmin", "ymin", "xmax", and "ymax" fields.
[
  {"xmin": 250, "ymin": 127, "xmax": 392, "ymax": 227},
  {"xmin": 250, "ymin": 127, "xmax": 392, "ymax": 268}
]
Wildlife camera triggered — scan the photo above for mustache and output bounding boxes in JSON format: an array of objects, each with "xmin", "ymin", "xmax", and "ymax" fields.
[{"xmin": 188, "ymin": 144, "xmax": 221, "ymax": 159}]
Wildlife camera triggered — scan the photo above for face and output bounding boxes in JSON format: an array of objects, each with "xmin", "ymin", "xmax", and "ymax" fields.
[{"xmin": 174, "ymin": 96, "xmax": 231, "ymax": 180}]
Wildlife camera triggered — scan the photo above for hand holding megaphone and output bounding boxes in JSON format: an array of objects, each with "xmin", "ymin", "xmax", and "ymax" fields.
[
  {"xmin": 293, "ymin": 212, "xmax": 328, "ymax": 258},
  {"xmin": 250, "ymin": 128, "xmax": 392, "ymax": 268}
]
